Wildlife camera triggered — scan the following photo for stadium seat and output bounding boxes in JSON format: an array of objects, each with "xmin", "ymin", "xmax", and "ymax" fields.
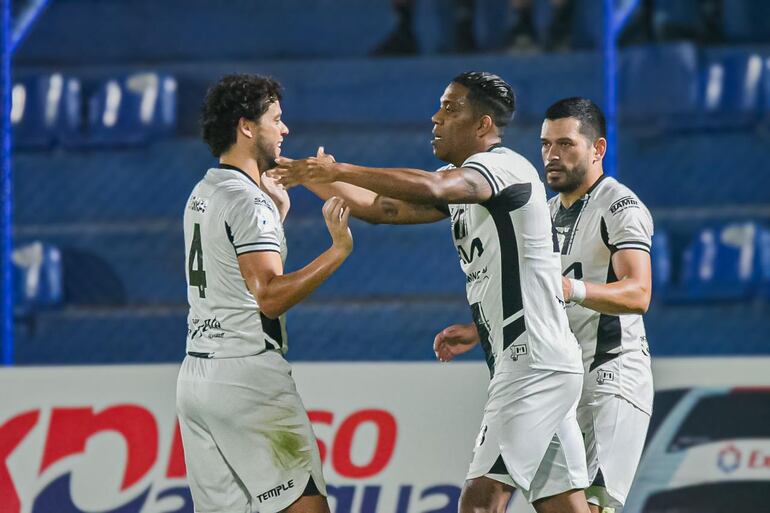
[
  {"xmin": 698, "ymin": 48, "xmax": 764, "ymax": 126},
  {"xmin": 679, "ymin": 222, "xmax": 767, "ymax": 301},
  {"xmin": 12, "ymin": 241, "xmax": 63, "ymax": 315},
  {"xmin": 86, "ymin": 72, "xmax": 177, "ymax": 146},
  {"xmin": 651, "ymin": 230, "xmax": 672, "ymax": 300},
  {"xmin": 619, "ymin": 43, "xmax": 699, "ymax": 124},
  {"xmin": 11, "ymin": 73, "xmax": 81, "ymax": 148}
]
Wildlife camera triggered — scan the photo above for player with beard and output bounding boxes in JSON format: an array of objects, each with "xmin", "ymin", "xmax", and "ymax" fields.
[
  {"xmin": 542, "ymin": 97, "xmax": 654, "ymax": 513},
  {"xmin": 177, "ymin": 74, "xmax": 353, "ymax": 513},
  {"xmin": 273, "ymin": 72, "xmax": 591, "ymax": 513}
]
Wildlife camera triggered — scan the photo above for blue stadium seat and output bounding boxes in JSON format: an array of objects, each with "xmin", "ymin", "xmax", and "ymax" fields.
[
  {"xmin": 86, "ymin": 72, "xmax": 177, "ymax": 146},
  {"xmin": 12, "ymin": 241, "xmax": 63, "ymax": 315},
  {"xmin": 619, "ymin": 43, "xmax": 699, "ymax": 123},
  {"xmin": 698, "ymin": 48, "xmax": 764, "ymax": 125},
  {"xmin": 679, "ymin": 222, "xmax": 767, "ymax": 301},
  {"xmin": 760, "ymin": 227, "xmax": 770, "ymax": 300},
  {"xmin": 651, "ymin": 230, "xmax": 672, "ymax": 300},
  {"xmin": 11, "ymin": 73, "xmax": 81, "ymax": 148}
]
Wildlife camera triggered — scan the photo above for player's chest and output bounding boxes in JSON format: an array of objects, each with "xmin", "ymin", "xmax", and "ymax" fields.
[{"xmin": 449, "ymin": 205, "xmax": 496, "ymax": 267}]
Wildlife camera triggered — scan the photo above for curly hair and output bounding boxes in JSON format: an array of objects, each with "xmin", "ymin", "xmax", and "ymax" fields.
[
  {"xmin": 452, "ymin": 71, "xmax": 515, "ymax": 129},
  {"xmin": 200, "ymin": 74, "xmax": 283, "ymax": 157}
]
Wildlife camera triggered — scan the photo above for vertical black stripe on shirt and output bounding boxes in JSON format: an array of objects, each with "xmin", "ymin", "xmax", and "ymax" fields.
[
  {"xmin": 591, "ymin": 256, "xmax": 622, "ymax": 371},
  {"xmin": 260, "ymin": 313, "xmax": 283, "ymax": 349},
  {"xmin": 482, "ymin": 183, "xmax": 532, "ymax": 350},
  {"xmin": 471, "ymin": 302, "xmax": 495, "ymax": 377}
]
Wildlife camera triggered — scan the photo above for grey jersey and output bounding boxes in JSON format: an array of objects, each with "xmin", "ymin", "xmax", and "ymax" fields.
[
  {"xmin": 447, "ymin": 146, "xmax": 583, "ymax": 376},
  {"xmin": 183, "ymin": 165, "xmax": 288, "ymax": 358},
  {"xmin": 548, "ymin": 175, "xmax": 654, "ymax": 413}
]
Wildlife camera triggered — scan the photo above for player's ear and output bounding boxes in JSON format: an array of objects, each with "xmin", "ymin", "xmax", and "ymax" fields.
[
  {"xmin": 238, "ymin": 117, "xmax": 254, "ymax": 139},
  {"xmin": 593, "ymin": 137, "xmax": 607, "ymax": 162},
  {"xmin": 478, "ymin": 114, "xmax": 494, "ymax": 137}
]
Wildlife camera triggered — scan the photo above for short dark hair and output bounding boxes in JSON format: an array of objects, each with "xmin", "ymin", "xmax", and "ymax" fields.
[
  {"xmin": 544, "ymin": 97, "xmax": 606, "ymax": 141},
  {"xmin": 452, "ymin": 71, "xmax": 515, "ymax": 129},
  {"xmin": 201, "ymin": 74, "xmax": 283, "ymax": 157}
]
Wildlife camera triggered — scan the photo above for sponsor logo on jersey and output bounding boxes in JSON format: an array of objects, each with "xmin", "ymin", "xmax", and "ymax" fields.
[
  {"xmin": 466, "ymin": 267, "xmax": 488, "ymax": 284},
  {"xmin": 452, "ymin": 208, "xmax": 468, "ymax": 240},
  {"xmin": 596, "ymin": 369, "xmax": 615, "ymax": 384},
  {"xmin": 254, "ymin": 196, "xmax": 275, "ymax": 212},
  {"xmin": 188, "ymin": 317, "xmax": 223, "ymax": 339},
  {"xmin": 510, "ymin": 344, "xmax": 528, "ymax": 361},
  {"xmin": 257, "ymin": 479, "xmax": 295, "ymax": 503},
  {"xmin": 188, "ymin": 196, "xmax": 208, "ymax": 213},
  {"xmin": 609, "ymin": 196, "xmax": 639, "ymax": 215}
]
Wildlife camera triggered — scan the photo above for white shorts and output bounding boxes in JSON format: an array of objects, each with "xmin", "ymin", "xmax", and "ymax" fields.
[
  {"xmin": 176, "ymin": 351, "xmax": 327, "ymax": 513},
  {"xmin": 577, "ymin": 393, "xmax": 651, "ymax": 508},
  {"xmin": 466, "ymin": 367, "xmax": 589, "ymax": 503}
]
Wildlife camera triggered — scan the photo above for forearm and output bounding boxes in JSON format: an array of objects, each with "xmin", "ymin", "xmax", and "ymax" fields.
[
  {"xmin": 307, "ymin": 182, "xmax": 445, "ymax": 225},
  {"xmin": 258, "ymin": 247, "xmax": 348, "ymax": 318},
  {"xmin": 579, "ymin": 278, "xmax": 650, "ymax": 315},
  {"xmin": 334, "ymin": 163, "xmax": 444, "ymax": 204},
  {"xmin": 307, "ymin": 182, "xmax": 387, "ymax": 224}
]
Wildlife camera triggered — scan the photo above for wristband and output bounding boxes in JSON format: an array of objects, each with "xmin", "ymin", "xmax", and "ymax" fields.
[{"xmin": 569, "ymin": 278, "xmax": 586, "ymax": 304}]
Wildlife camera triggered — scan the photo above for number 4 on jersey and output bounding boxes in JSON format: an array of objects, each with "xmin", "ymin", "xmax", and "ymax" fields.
[{"xmin": 188, "ymin": 223, "xmax": 207, "ymax": 298}]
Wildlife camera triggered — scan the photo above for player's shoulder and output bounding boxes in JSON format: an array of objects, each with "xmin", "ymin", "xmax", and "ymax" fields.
[
  {"xmin": 464, "ymin": 146, "xmax": 535, "ymax": 171},
  {"xmin": 208, "ymin": 169, "xmax": 277, "ymax": 216},
  {"xmin": 591, "ymin": 176, "xmax": 647, "ymax": 211}
]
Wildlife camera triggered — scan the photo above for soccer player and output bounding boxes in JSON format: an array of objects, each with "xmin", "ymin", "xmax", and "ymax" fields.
[
  {"xmin": 273, "ymin": 72, "xmax": 591, "ymax": 513},
  {"xmin": 177, "ymin": 74, "xmax": 353, "ymax": 513},
  {"xmin": 542, "ymin": 97, "xmax": 653, "ymax": 513}
]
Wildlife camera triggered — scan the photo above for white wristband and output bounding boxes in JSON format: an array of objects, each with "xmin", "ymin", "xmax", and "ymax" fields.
[{"xmin": 569, "ymin": 278, "xmax": 586, "ymax": 304}]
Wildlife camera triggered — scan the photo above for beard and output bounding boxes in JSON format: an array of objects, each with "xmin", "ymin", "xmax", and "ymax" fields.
[
  {"xmin": 547, "ymin": 163, "xmax": 588, "ymax": 193},
  {"xmin": 255, "ymin": 141, "xmax": 279, "ymax": 171}
]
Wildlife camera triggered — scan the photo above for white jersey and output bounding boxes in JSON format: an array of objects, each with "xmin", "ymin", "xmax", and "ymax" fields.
[
  {"xmin": 445, "ymin": 146, "xmax": 583, "ymax": 376},
  {"xmin": 548, "ymin": 175, "xmax": 654, "ymax": 414},
  {"xmin": 183, "ymin": 164, "xmax": 288, "ymax": 358}
]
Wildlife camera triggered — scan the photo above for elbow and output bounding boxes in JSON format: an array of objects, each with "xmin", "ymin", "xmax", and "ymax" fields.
[
  {"xmin": 257, "ymin": 296, "xmax": 285, "ymax": 320},
  {"xmin": 629, "ymin": 287, "xmax": 652, "ymax": 314}
]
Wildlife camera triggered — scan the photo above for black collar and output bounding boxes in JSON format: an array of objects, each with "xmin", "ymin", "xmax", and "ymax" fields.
[
  {"xmin": 486, "ymin": 143, "xmax": 503, "ymax": 152},
  {"xmin": 584, "ymin": 174, "xmax": 607, "ymax": 196},
  {"xmin": 218, "ymin": 163, "xmax": 259, "ymax": 188}
]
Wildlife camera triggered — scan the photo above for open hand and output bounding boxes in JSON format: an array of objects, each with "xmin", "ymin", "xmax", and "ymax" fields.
[
  {"xmin": 433, "ymin": 323, "xmax": 479, "ymax": 362},
  {"xmin": 260, "ymin": 173, "xmax": 290, "ymax": 222},
  {"xmin": 322, "ymin": 196, "xmax": 353, "ymax": 255},
  {"xmin": 273, "ymin": 146, "xmax": 337, "ymax": 188}
]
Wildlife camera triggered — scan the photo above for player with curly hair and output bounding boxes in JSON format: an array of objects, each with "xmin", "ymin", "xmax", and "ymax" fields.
[{"xmin": 177, "ymin": 74, "xmax": 352, "ymax": 513}]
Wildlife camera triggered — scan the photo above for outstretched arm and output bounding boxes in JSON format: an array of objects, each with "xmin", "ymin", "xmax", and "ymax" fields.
[
  {"xmin": 273, "ymin": 148, "xmax": 493, "ymax": 205},
  {"xmin": 306, "ymin": 181, "xmax": 448, "ymax": 224}
]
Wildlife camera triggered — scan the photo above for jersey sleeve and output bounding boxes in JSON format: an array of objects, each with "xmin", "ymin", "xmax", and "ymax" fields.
[
  {"xmin": 224, "ymin": 192, "xmax": 281, "ymax": 255},
  {"xmin": 602, "ymin": 193, "xmax": 653, "ymax": 253},
  {"xmin": 462, "ymin": 152, "xmax": 504, "ymax": 196}
]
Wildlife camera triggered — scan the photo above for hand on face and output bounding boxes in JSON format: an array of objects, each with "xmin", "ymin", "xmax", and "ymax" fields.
[{"xmin": 272, "ymin": 146, "xmax": 337, "ymax": 188}]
